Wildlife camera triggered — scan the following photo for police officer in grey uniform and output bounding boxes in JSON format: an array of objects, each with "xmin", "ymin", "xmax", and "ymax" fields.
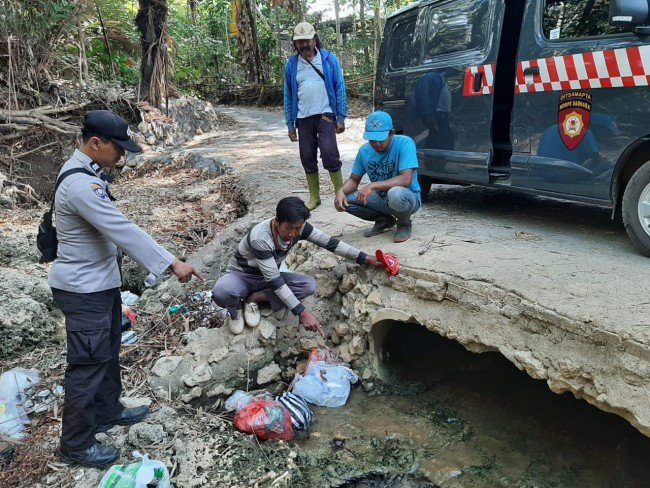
[{"xmin": 49, "ymin": 110, "xmax": 204, "ymax": 468}]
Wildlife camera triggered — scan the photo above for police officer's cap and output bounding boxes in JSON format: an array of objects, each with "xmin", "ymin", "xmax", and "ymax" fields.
[{"xmin": 84, "ymin": 110, "xmax": 142, "ymax": 153}]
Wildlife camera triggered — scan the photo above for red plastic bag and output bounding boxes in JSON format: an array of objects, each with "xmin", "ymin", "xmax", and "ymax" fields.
[{"xmin": 233, "ymin": 400, "xmax": 293, "ymax": 441}]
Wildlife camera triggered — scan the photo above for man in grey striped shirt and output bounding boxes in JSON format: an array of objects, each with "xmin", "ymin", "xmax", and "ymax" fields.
[{"xmin": 212, "ymin": 197, "xmax": 382, "ymax": 335}]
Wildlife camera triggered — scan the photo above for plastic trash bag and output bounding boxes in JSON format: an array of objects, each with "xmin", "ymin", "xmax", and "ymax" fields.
[
  {"xmin": 275, "ymin": 391, "xmax": 313, "ymax": 431},
  {"xmin": 292, "ymin": 349, "xmax": 358, "ymax": 408},
  {"xmin": 120, "ymin": 291, "xmax": 140, "ymax": 306},
  {"xmin": 233, "ymin": 400, "xmax": 293, "ymax": 441},
  {"xmin": 0, "ymin": 368, "xmax": 39, "ymax": 439},
  {"xmin": 98, "ymin": 451, "xmax": 170, "ymax": 488},
  {"xmin": 0, "ymin": 368, "xmax": 39, "ymax": 403},
  {"xmin": 224, "ymin": 390, "xmax": 254, "ymax": 413}
]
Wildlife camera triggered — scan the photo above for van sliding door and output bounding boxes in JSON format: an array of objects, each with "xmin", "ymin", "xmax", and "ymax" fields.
[{"xmin": 512, "ymin": 0, "xmax": 637, "ymax": 201}]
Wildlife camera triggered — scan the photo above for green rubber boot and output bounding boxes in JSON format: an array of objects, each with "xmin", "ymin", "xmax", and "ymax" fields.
[
  {"xmin": 329, "ymin": 170, "xmax": 343, "ymax": 194},
  {"xmin": 306, "ymin": 172, "xmax": 321, "ymax": 210}
]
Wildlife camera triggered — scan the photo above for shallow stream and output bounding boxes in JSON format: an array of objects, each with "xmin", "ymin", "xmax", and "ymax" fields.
[{"xmin": 295, "ymin": 324, "xmax": 650, "ymax": 487}]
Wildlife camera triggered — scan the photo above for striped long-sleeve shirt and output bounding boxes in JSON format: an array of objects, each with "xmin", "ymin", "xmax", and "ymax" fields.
[{"xmin": 226, "ymin": 218, "xmax": 368, "ymax": 315}]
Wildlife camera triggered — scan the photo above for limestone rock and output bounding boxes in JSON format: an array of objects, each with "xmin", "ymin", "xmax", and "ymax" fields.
[
  {"xmin": 208, "ymin": 347, "xmax": 230, "ymax": 364},
  {"xmin": 256, "ymin": 362, "xmax": 282, "ymax": 385},
  {"xmin": 181, "ymin": 386, "xmax": 202, "ymax": 403},
  {"xmin": 151, "ymin": 356, "xmax": 183, "ymax": 377},
  {"xmin": 315, "ymin": 273, "xmax": 339, "ymax": 298},
  {"xmin": 334, "ymin": 322, "xmax": 351, "ymax": 338},
  {"xmin": 181, "ymin": 185, "xmax": 210, "ymax": 202},
  {"xmin": 339, "ymin": 273, "xmax": 358, "ymax": 294},
  {"xmin": 349, "ymin": 335, "xmax": 367, "ymax": 356},
  {"xmin": 127, "ymin": 423, "xmax": 166, "ymax": 446},
  {"xmin": 319, "ymin": 256, "xmax": 338, "ymax": 271},
  {"xmin": 367, "ymin": 289, "xmax": 383, "ymax": 306},
  {"xmin": 183, "ymin": 363, "xmax": 212, "ymax": 387},
  {"xmin": 206, "ymin": 384, "xmax": 233, "ymax": 398},
  {"xmin": 257, "ymin": 319, "xmax": 276, "ymax": 344}
]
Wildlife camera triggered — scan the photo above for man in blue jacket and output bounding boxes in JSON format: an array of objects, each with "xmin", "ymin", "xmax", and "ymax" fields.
[{"xmin": 284, "ymin": 21, "xmax": 347, "ymax": 210}]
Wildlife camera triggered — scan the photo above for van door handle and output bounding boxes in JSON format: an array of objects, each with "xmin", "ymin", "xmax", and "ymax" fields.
[
  {"xmin": 473, "ymin": 72, "xmax": 483, "ymax": 92},
  {"xmin": 523, "ymin": 67, "xmax": 539, "ymax": 76}
]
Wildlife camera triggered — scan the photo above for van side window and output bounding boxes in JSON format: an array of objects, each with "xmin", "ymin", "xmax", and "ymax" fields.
[
  {"xmin": 542, "ymin": 0, "xmax": 626, "ymax": 39},
  {"xmin": 389, "ymin": 19, "xmax": 418, "ymax": 70},
  {"xmin": 422, "ymin": 0, "xmax": 490, "ymax": 60}
]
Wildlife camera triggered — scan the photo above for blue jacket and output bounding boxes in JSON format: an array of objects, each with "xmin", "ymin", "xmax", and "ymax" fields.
[{"xmin": 283, "ymin": 49, "xmax": 347, "ymax": 130}]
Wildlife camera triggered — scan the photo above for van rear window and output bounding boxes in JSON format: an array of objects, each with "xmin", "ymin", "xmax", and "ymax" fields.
[
  {"xmin": 543, "ymin": 0, "xmax": 626, "ymax": 39},
  {"xmin": 422, "ymin": 0, "xmax": 490, "ymax": 60}
]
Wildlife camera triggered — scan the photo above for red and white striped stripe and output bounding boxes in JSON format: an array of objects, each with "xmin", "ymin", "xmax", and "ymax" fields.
[
  {"xmin": 463, "ymin": 46, "xmax": 650, "ymax": 96},
  {"xmin": 463, "ymin": 63, "xmax": 495, "ymax": 96}
]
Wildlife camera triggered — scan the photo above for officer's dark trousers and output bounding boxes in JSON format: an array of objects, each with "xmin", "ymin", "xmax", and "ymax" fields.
[{"xmin": 52, "ymin": 287, "xmax": 124, "ymax": 452}]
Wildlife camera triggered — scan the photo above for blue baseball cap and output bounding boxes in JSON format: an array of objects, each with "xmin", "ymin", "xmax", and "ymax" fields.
[{"xmin": 363, "ymin": 111, "xmax": 394, "ymax": 141}]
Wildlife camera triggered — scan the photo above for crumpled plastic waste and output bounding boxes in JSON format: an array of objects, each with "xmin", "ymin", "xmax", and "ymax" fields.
[
  {"xmin": 167, "ymin": 290, "xmax": 227, "ymax": 327},
  {"xmin": 120, "ymin": 291, "xmax": 140, "ymax": 306},
  {"xmin": 121, "ymin": 330, "xmax": 139, "ymax": 345},
  {"xmin": 224, "ymin": 389, "xmax": 274, "ymax": 413},
  {"xmin": 98, "ymin": 451, "xmax": 170, "ymax": 488},
  {"xmin": 292, "ymin": 348, "xmax": 358, "ymax": 408},
  {"xmin": 0, "ymin": 368, "xmax": 40, "ymax": 438},
  {"xmin": 233, "ymin": 400, "xmax": 293, "ymax": 441}
]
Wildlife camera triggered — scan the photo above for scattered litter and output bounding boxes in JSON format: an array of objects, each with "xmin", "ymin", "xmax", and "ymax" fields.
[
  {"xmin": 233, "ymin": 400, "xmax": 293, "ymax": 441},
  {"xmin": 98, "ymin": 451, "xmax": 170, "ymax": 488},
  {"xmin": 168, "ymin": 304, "xmax": 188, "ymax": 315},
  {"xmin": 224, "ymin": 390, "xmax": 254, "ymax": 413},
  {"xmin": 122, "ymin": 305, "xmax": 137, "ymax": 332},
  {"xmin": 121, "ymin": 330, "xmax": 139, "ymax": 345},
  {"xmin": 292, "ymin": 349, "xmax": 358, "ymax": 408},
  {"xmin": 167, "ymin": 290, "xmax": 226, "ymax": 328},
  {"xmin": 275, "ymin": 392, "xmax": 313, "ymax": 431},
  {"xmin": 120, "ymin": 291, "xmax": 140, "ymax": 306},
  {"xmin": 0, "ymin": 368, "xmax": 39, "ymax": 438}
]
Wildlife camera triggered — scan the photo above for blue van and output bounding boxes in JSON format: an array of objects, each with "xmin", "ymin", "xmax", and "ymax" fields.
[{"xmin": 375, "ymin": 0, "xmax": 650, "ymax": 255}]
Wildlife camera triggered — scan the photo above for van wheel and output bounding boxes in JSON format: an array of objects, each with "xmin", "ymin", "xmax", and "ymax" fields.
[
  {"xmin": 418, "ymin": 175, "xmax": 433, "ymax": 200},
  {"xmin": 622, "ymin": 161, "xmax": 650, "ymax": 257}
]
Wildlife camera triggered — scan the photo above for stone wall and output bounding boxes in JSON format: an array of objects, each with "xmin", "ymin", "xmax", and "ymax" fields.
[{"xmin": 148, "ymin": 225, "xmax": 650, "ymax": 438}]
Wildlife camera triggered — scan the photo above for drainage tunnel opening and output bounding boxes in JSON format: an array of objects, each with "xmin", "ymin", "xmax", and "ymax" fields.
[{"xmin": 370, "ymin": 319, "xmax": 650, "ymax": 486}]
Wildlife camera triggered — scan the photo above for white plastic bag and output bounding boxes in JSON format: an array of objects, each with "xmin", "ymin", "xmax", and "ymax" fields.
[
  {"xmin": 0, "ymin": 368, "xmax": 39, "ymax": 403},
  {"xmin": 224, "ymin": 390, "xmax": 254, "ymax": 412},
  {"xmin": 292, "ymin": 350, "xmax": 358, "ymax": 408},
  {"xmin": 98, "ymin": 451, "xmax": 170, "ymax": 488},
  {"xmin": 0, "ymin": 368, "xmax": 40, "ymax": 439}
]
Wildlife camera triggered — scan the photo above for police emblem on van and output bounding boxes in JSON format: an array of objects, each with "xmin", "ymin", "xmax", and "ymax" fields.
[{"xmin": 558, "ymin": 91, "xmax": 592, "ymax": 151}]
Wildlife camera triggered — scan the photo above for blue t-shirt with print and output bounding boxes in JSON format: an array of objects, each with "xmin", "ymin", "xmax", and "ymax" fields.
[{"xmin": 351, "ymin": 134, "xmax": 421, "ymax": 203}]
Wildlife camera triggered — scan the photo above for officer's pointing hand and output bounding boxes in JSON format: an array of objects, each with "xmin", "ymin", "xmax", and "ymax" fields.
[{"xmin": 171, "ymin": 259, "xmax": 206, "ymax": 283}]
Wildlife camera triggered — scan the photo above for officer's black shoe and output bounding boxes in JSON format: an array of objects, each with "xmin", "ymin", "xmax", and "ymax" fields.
[
  {"xmin": 96, "ymin": 405, "xmax": 149, "ymax": 433},
  {"xmin": 59, "ymin": 442, "xmax": 120, "ymax": 468}
]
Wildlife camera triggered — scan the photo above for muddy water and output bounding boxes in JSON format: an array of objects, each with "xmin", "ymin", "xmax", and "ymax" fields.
[{"xmin": 295, "ymin": 326, "xmax": 650, "ymax": 487}]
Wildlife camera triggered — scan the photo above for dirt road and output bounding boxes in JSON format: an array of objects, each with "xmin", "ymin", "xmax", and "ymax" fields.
[{"xmin": 210, "ymin": 106, "xmax": 650, "ymax": 332}]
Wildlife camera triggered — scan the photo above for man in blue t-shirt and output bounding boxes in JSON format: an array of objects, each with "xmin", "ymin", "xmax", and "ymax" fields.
[{"xmin": 334, "ymin": 111, "xmax": 421, "ymax": 243}]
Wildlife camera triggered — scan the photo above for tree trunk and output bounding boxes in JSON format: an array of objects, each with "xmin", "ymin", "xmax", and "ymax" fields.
[
  {"xmin": 188, "ymin": 0, "xmax": 197, "ymax": 26},
  {"xmin": 360, "ymin": 0, "xmax": 369, "ymax": 63},
  {"xmin": 236, "ymin": 0, "xmax": 265, "ymax": 84},
  {"xmin": 77, "ymin": 18, "xmax": 89, "ymax": 85},
  {"xmin": 334, "ymin": 0, "xmax": 341, "ymax": 45},
  {"xmin": 136, "ymin": 0, "xmax": 170, "ymax": 106}
]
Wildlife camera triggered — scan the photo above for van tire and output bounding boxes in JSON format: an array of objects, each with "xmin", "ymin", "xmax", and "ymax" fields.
[
  {"xmin": 622, "ymin": 161, "xmax": 650, "ymax": 257},
  {"xmin": 418, "ymin": 175, "xmax": 433, "ymax": 200}
]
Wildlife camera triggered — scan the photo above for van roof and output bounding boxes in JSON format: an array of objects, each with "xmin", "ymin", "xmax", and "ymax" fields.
[{"xmin": 387, "ymin": 1, "xmax": 420, "ymax": 19}]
